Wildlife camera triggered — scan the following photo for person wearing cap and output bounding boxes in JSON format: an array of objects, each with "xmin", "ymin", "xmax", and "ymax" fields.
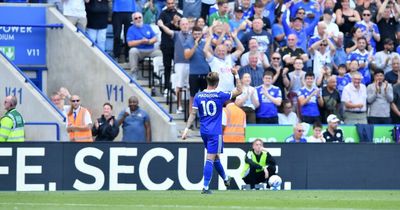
[
  {"xmin": 313, "ymin": 9, "xmax": 339, "ymax": 39},
  {"xmin": 373, "ymin": 38, "xmax": 400, "ymax": 74},
  {"xmin": 367, "ymin": 69, "xmax": 393, "ymax": 124},
  {"xmin": 323, "ymin": 114, "xmax": 344, "ymax": 142},
  {"xmin": 229, "ymin": 6, "xmax": 247, "ymax": 40}
]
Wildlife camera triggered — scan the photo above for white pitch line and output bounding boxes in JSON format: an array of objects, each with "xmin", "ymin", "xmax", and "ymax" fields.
[{"xmin": 0, "ymin": 202, "xmax": 364, "ymax": 210}]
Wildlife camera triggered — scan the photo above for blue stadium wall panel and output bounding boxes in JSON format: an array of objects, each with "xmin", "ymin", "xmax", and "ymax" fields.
[{"xmin": 0, "ymin": 142, "xmax": 399, "ymax": 191}]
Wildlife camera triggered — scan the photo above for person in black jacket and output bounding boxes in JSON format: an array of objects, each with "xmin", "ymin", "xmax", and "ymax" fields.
[{"xmin": 92, "ymin": 102, "xmax": 119, "ymax": 141}]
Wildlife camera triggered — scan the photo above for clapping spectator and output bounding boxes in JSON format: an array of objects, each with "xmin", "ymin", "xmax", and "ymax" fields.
[
  {"xmin": 92, "ymin": 103, "xmax": 119, "ymax": 141},
  {"xmin": 367, "ymin": 69, "xmax": 393, "ymax": 124},
  {"xmin": 298, "ymin": 72, "xmax": 323, "ymax": 124},
  {"xmin": 235, "ymin": 73, "xmax": 260, "ymax": 124}
]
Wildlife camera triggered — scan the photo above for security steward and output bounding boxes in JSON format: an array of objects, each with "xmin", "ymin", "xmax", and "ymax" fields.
[{"xmin": 0, "ymin": 95, "xmax": 24, "ymax": 142}]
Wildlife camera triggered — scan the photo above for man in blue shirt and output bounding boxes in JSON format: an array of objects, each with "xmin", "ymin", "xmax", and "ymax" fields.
[
  {"xmin": 346, "ymin": 37, "xmax": 372, "ymax": 85},
  {"xmin": 285, "ymin": 123, "xmax": 308, "ymax": 143},
  {"xmin": 256, "ymin": 71, "xmax": 282, "ymax": 124},
  {"xmin": 117, "ymin": 96, "xmax": 151, "ymax": 142},
  {"xmin": 182, "ymin": 71, "xmax": 242, "ymax": 194},
  {"xmin": 127, "ymin": 12, "xmax": 162, "ymax": 79},
  {"xmin": 298, "ymin": 72, "xmax": 323, "ymax": 124},
  {"xmin": 290, "ymin": 0, "xmax": 321, "ymax": 26}
]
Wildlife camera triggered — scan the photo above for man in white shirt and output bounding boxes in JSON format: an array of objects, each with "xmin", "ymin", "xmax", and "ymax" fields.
[{"xmin": 341, "ymin": 71, "xmax": 368, "ymax": 124}]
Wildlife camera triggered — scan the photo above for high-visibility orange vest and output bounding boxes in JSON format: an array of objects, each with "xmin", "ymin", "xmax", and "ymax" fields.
[
  {"xmin": 223, "ymin": 103, "xmax": 246, "ymax": 143},
  {"xmin": 68, "ymin": 107, "xmax": 93, "ymax": 142}
]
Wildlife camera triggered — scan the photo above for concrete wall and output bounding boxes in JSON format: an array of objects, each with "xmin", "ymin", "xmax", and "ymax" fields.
[
  {"xmin": 0, "ymin": 53, "xmax": 68, "ymax": 141},
  {"xmin": 45, "ymin": 7, "xmax": 177, "ymax": 142}
]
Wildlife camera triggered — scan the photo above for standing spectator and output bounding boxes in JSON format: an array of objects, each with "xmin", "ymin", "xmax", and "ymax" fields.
[
  {"xmin": 315, "ymin": 9, "xmax": 339, "ymax": 38},
  {"xmin": 367, "ymin": 69, "xmax": 393, "ymax": 124},
  {"xmin": 298, "ymin": 72, "xmax": 323, "ymax": 124},
  {"xmin": 240, "ymin": 0, "xmax": 254, "ymax": 20},
  {"xmin": 336, "ymin": 0, "xmax": 361, "ymax": 43},
  {"xmin": 285, "ymin": 123, "xmax": 307, "ymax": 143},
  {"xmin": 143, "ymin": 0, "xmax": 158, "ymax": 24},
  {"xmin": 279, "ymin": 34, "xmax": 308, "ymax": 72},
  {"xmin": 346, "ymin": 37, "xmax": 372, "ymax": 85},
  {"xmin": 272, "ymin": 12, "xmax": 287, "ymax": 48},
  {"xmin": 309, "ymin": 36, "xmax": 336, "ymax": 79},
  {"xmin": 240, "ymin": 38, "xmax": 270, "ymax": 70},
  {"xmin": 336, "ymin": 64, "xmax": 351, "ymax": 96},
  {"xmin": 240, "ymin": 18, "xmax": 273, "ymax": 59},
  {"xmin": 201, "ymin": 0, "xmax": 216, "ymax": 22},
  {"xmin": 158, "ymin": 18, "xmax": 191, "ymax": 114},
  {"xmin": 50, "ymin": 87, "xmax": 71, "ymax": 116},
  {"xmin": 323, "ymin": 114, "xmax": 344, "ymax": 142},
  {"xmin": 203, "ymin": 26, "xmax": 244, "ymax": 91},
  {"xmin": 266, "ymin": 52, "xmax": 290, "ymax": 100},
  {"xmin": 248, "ymin": 1, "xmax": 271, "ymax": 32},
  {"xmin": 184, "ymin": 26, "xmax": 210, "ymax": 115},
  {"xmin": 181, "ymin": 71, "xmax": 242, "ymax": 194},
  {"xmin": 391, "ymin": 76, "xmax": 400, "ymax": 123},
  {"xmin": 63, "ymin": 0, "xmax": 88, "ymax": 30},
  {"xmin": 158, "ymin": 0, "xmax": 183, "ymax": 94},
  {"xmin": 67, "ymin": 95, "xmax": 93, "ymax": 142},
  {"xmin": 376, "ymin": 0, "xmax": 399, "ymax": 52},
  {"xmin": 385, "ymin": 56, "xmax": 400, "ymax": 85},
  {"xmin": 287, "ymin": 58, "xmax": 306, "ymax": 113},
  {"xmin": 92, "ymin": 103, "xmax": 119, "ymax": 141},
  {"xmin": 208, "ymin": 0, "xmax": 230, "ymax": 25},
  {"xmin": 112, "ymin": 0, "xmax": 135, "ymax": 62},
  {"xmin": 183, "ymin": 0, "xmax": 201, "ymax": 18},
  {"xmin": 278, "ymin": 99, "xmax": 299, "ymax": 125},
  {"xmin": 235, "ymin": 73, "xmax": 259, "ymax": 124},
  {"xmin": 0, "ymin": 96, "xmax": 24, "ymax": 142},
  {"xmin": 307, "ymin": 122, "xmax": 326, "ymax": 143},
  {"xmin": 118, "ymin": 96, "xmax": 151, "ymax": 142},
  {"xmin": 127, "ymin": 12, "xmax": 162, "ymax": 79},
  {"xmin": 290, "ymin": 0, "xmax": 321, "ymax": 26},
  {"xmin": 345, "ymin": 26, "xmax": 365, "ymax": 54},
  {"xmin": 355, "ymin": 0, "xmax": 378, "ymax": 23},
  {"xmin": 85, "ymin": 0, "xmax": 109, "ymax": 51},
  {"xmin": 238, "ymin": 51, "xmax": 265, "ymax": 87},
  {"xmin": 341, "ymin": 71, "xmax": 368, "ymax": 124},
  {"xmin": 222, "ymin": 99, "xmax": 246, "ymax": 142},
  {"xmin": 333, "ymin": 32, "xmax": 348, "ymax": 71},
  {"xmin": 355, "ymin": 9, "xmax": 381, "ymax": 52},
  {"xmin": 321, "ymin": 75, "xmax": 342, "ymax": 123},
  {"xmin": 229, "ymin": 6, "xmax": 246, "ymax": 40},
  {"xmin": 374, "ymin": 38, "xmax": 399, "ymax": 74},
  {"xmin": 255, "ymin": 71, "xmax": 282, "ymax": 124}
]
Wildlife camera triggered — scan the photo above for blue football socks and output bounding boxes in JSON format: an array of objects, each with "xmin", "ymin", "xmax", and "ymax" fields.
[
  {"xmin": 203, "ymin": 159, "xmax": 214, "ymax": 190},
  {"xmin": 213, "ymin": 159, "xmax": 226, "ymax": 180}
]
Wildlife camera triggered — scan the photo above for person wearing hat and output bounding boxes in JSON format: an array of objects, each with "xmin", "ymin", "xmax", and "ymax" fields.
[
  {"xmin": 313, "ymin": 8, "xmax": 339, "ymax": 39},
  {"xmin": 323, "ymin": 114, "xmax": 344, "ymax": 142},
  {"xmin": 373, "ymin": 38, "xmax": 400, "ymax": 74},
  {"xmin": 229, "ymin": 6, "xmax": 246, "ymax": 40}
]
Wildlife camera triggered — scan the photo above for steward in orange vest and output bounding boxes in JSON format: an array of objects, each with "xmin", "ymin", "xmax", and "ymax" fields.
[
  {"xmin": 223, "ymin": 102, "xmax": 246, "ymax": 142},
  {"xmin": 67, "ymin": 95, "xmax": 93, "ymax": 142}
]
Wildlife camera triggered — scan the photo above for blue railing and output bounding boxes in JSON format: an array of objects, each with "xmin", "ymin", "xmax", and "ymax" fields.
[
  {"xmin": 0, "ymin": 23, "xmax": 63, "ymax": 29},
  {"xmin": 0, "ymin": 51, "xmax": 66, "ymax": 122},
  {"xmin": 25, "ymin": 122, "xmax": 60, "ymax": 141},
  {"xmin": 75, "ymin": 27, "xmax": 173, "ymax": 122}
]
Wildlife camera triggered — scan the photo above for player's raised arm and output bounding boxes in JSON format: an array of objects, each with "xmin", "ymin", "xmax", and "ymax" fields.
[
  {"xmin": 231, "ymin": 65, "xmax": 243, "ymax": 98},
  {"xmin": 182, "ymin": 108, "xmax": 197, "ymax": 140}
]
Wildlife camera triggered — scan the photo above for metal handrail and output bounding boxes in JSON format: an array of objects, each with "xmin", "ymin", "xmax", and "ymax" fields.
[
  {"xmin": 25, "ymin": 122, "xmax": 60, "ymax": 141},
  {"xmin": 0, "ymin": 23, "xmax": 63, "ymax": 28},
  {"xmin": 0, "ymin": 51, "xmax": 66, "ymax": 122},
  {"xmin": 75, "ymin": 27, "xmax": 173, "ymax": 122}
]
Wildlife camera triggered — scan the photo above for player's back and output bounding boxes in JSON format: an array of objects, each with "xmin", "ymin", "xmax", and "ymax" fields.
[{"xmin": 193, "ymin": 90, "xmax": 231, "ymax": 135}]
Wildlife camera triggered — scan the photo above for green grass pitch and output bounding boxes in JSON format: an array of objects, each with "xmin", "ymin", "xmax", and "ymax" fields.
[{"xmin": 0, "ymin": 190, "xmax": 399, "ymax": 210}]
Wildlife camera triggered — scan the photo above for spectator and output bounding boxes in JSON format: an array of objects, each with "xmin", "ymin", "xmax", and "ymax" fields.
[
  {"xmin": 279, "ymin": 34, "xmax": 308, "ymax": 72},
  {"xmin": 239, "ymin": 51, "xmax": 265, "ymax": 87},
  {"xmin": 336, "ymin": 0, "xmax": 361, "ymax": 43},
  {"xmin": 345, "ymin": 26, "xmax": 364, "ymax": 54},
  {"xmin": 210, "ymin": 22, "xmax": 231, "ymax": 48},
  {"xmin": 336, "ymin": 64, "xmax": 351, "ymax": 96},
  {"xmin": 92, "ymin": 103, "xmax": 119, "ymax": 141},
  {"xmin": 50, "ymin": 91, "xmax": 70, "ymax": 116},
  {"xmin": 271, "ymin": 12, "xmax": 287, "ymax": 48},
  {"xmin": 316, "ymin": 66, "xmax": 333, "ymax": 88},
  {"xmin": 385, "ymin": 56, "xmax": 400, "ymax": 85},
  {"xmin": 298, "ymin": 72, "xmax": 323, "ymax": 124},
  {"xmin": 314, "ymin": 9, "xmax": 339, "ymax": 38},
  {"xmin": 367, "ymin": 69, "xmax": 393, "ymax": 124},
  {"xmin": 183, "ymin": 0, "xmax": 201, "ymax": 18},
  {"xmin": 158, "ymin": 0, "xmax": 182, "ymax": 94},
  {"xmin": 341, "ymin": 71, "xmax": 368, "ymax": 124},
  {"xmin": 63, "ymin": 0, "xmax": 88, "ymax": 30},
  {"xmin": 248, "ymin": 1, "xmax": 272, "ymax": 32},
  {"xmin": 112, "ymin": 0, "xmax": 135, "ymax": 62},
  {"xmin": 290, "ymin": 0, "xmax": 321, "ymax": 26},
  {"xmin": 222, "ymin": 98, "xmax": 246, "ymax": 142},
  {"xmin": 127, "ymin": 12, "xmax": 162, "ymax": 79},
  {"xmin": 158, "ymin": 18, "xmax": 191, "ymax": 114},
  {"xmin": 255, "ymin": 71, "xmax": 282, "ymax": 124},
  {"xmin": 346, "ymin": 37, "xmax": 373, "ymax": 85},
  {"xmin": 376, "ymin": 0, "xmax": 399, "ymax": 52},
  {"xmin": 374, "ymin": 38, "xmax": 399, "ymax": 74},
  {"xmin": 235, "ymin": 73, "xmax": 259, "ymax": 124},
  {"xmin": 323, "ymin": 114, "xmax": 344, "ymax": 142},
  {"xmin": 355, "ymin": 9, "xmax": 381, "ymax": 52},
  {"xmin": 240, "ymin": 18, "xmax": 273, "ymax": 59},
  {"xmin": 391, "ymin": 76, "xmax": 400, "ymax": 123},
  {"xmin": 67, "ymin": 95, "xmax": 93, "ymax": 142},
  {"xmin": 117, "ymin": 96, "xmax": 151, "ymax": 142},
  {"xmin": 0, "ymin": 96, "xmax": 24, "ymax": 142},
  {"xmin": 285, "ymin": 123, "xmax": 307, "ymax": 143},
  {"xmin": 287, "ymin": 58, "xmax": 306, "ymax": 114},
  {"xmin": 333, "ymin": 32, "xmax": 348, "ymax": 71},
  {"xmin": 203, "ymin": 26, "xmax": 244, "ymax": 91},
  {"xmin": 200, "ymin": 0, "xmax": 215, "ymax": 22},
  {"xmin": 240, "ymin": 0, "xmax": 254, "ymax": 20},
  {"xmin": 355, "ymin": 0, "xmax": 378, "ymax": 23},
  {"xmin": 229, "ymin": 6, "xmax": 246, "ymax": 40},
  {"xmin": 143, "ymin": 0, "xmax": 158, "ymax": 24},
  {"xmin": 278, "ymin": 99, "xmax": 299, "ymax": 125},
  {"xmin": 85, "ymin": 0, "xmax": 109, "ymax": 51},
  {"xmin": 240, "ymin": 38, "xmax": 270, "ymax": 71},
  {"xmin": 307, "ymin": 122, "xmax": 326, "ymax": 143},
  {"xmin": 321, "ymin": 75, "xmax": 342, "ymax": 123},
  {"xmin": 241, "ymin": 139, "xmax": 277, "ymax": 189},
  {"xmin": 208, "ymin": 0, "xmax": 230, "ymax": 25},
  {"xmin": 309, "ymin": 36, "xmax": 336, "ymax": 79},
  {"xmin": 266, "ymin": 52, "xmax": 290, "ymax": 100},
  {"xmin": 184, "ymin": 26, "xmax": 210, "ymax": 115}
]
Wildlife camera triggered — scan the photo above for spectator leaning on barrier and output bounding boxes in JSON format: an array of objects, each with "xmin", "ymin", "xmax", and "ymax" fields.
[
  {"xmin": 241, "ymin": 139, "xmax": 277, "ymax": 190},
  {"xmin": 118, "ymin": 96, "xmax": 151, "ymax": 143},
  {"xmin": 367, "ymin": 69, "xmax": 393, "ymax": 124},
  {"xmin": 222, "ymin": 98, "xmax": 246, "ymax": 143},
  {"xmin": 322, "ymin": 114, "xmax": 344, "ymax": 143},
  {"xmin": 67, "ymin": 95, "xmax": 93, "ymax": 142},
  {"xmin": 307, "ymin": 122, "xmax": 326, "ymax": 143},
  {"xmin": 92, "ymin": 103, "xmax": 119, "ymax": 141},
  {"xmin": 0, "ymin": 96, "xmax": 24, "ymax": 142},
  {"xmin": 285, "ymin": 123, "xmax": 307, "ymax": 143}
]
